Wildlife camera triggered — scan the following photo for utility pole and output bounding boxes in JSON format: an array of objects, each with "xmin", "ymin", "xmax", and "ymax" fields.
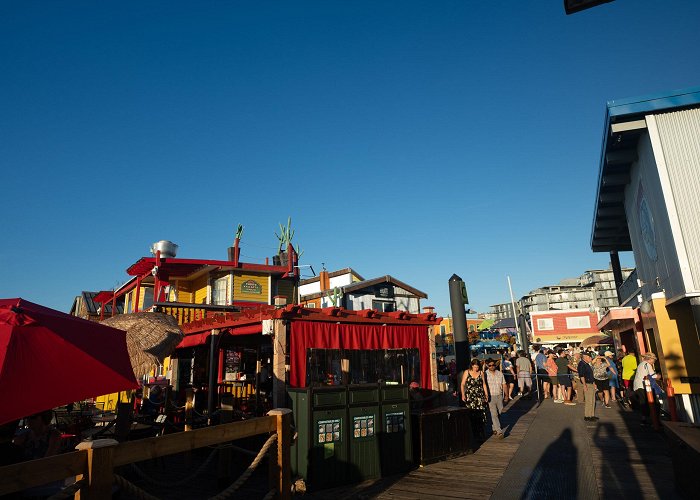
[{"xmin": 448, "ymin": 274, "xmax": 470, "ymax": 374}]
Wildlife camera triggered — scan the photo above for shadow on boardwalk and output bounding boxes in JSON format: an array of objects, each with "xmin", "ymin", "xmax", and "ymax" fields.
[{"xmin": 519, "ymin": 428, "xmax": 577, "ymax": 500}]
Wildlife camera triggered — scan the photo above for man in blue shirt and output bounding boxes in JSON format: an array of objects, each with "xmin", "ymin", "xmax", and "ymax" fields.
[
  {"xmin": 533, "ymin": 346, "xmax": 549, "ymax": 399},
  {"xmin": 578, "ymin": 352, "xmax": 598, "ymax": 421}
]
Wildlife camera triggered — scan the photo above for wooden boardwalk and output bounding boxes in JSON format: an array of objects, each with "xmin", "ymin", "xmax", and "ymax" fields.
[{"xmin": 308, "ymin": 397, "xmax": 538, "ymax": 500}]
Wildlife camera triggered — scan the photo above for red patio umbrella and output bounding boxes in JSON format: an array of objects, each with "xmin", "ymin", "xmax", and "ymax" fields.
[{"xmin": 0, "ymin": 298, "xmax": 138, "ymax": 425}]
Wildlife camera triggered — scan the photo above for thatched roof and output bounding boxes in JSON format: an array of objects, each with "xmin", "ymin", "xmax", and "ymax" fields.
[{"xmin": 102, "ymin": 312, "xmax": 184, "ymax": 379}]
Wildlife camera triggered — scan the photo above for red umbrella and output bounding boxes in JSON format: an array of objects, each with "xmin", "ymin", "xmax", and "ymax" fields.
[{"xmin": 0, "ymin": 298, "xmax": 138, "ymax": 425}]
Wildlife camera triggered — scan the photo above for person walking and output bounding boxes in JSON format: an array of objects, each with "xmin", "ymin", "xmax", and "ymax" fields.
[
  {"xmin": 605, "ymin": 351, "xmax": 620, "ymax": 402},
  {"xmin": 515, "ymin": 350, "xmax": 533, "ymax": 399},
  {"xmin": 556, "ymin": 349, "xmax": 575, "ymax": 405},
  {"xmin": 545, "ymin": 351, "xmax": 561, "ymax": 402},
  {"xmin": 461, "ymin": 358, "xmax": 488, "ymax": 440},
  {"xmin": 621, "ymin": 351, "xmax": 638, "ymax": 404},
  {"xmin": 533, "ymin": 346, "xmax": 549, "ymax": 398},
  {"xmin": 578, "ymin": 352, "xmax": 598, "ymax": 422},
  {"xmin": 633, "ymin": 352, "xmax": 661, "ymax": 426},
  {"xmin": 592, "ymin": 354, "xmax": 612, "ymax": 408},
  {"xmin": 502, "ymin": 354, "xmax": 516, "ymax": 399},
  {"xmin": 484, "ymin": 360, "xmax": 509, "ymax": 438}
]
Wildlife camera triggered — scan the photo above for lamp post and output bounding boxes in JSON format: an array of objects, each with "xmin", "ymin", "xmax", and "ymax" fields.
[{"xmin": 449, "ymin": 274, "xmax": 470, "ymax": 374}]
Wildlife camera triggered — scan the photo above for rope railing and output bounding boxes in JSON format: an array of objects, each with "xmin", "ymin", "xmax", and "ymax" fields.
[
  {"xmin": 208, "ymin": 433, "xmax": 277, "ymax": 500},
  {"xmin": 114, "ymin": 474, "xmax": 161, "ymax": 500},
  {"xmin": 129, "ymin": 448, "xmax": 219, "ymax": 488},
  {"xmin": 46, "ymin": 479, "xmax": 85, "ymax": 500}
]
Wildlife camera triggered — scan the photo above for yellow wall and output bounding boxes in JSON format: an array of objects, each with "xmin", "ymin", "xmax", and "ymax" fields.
[
  {"xmin": 649, "ymin": 297, "xmax": 700, "ymax": 395},
  {"xmin": 233, "ymin": 273, "xmax": 269, "ymax": 303},
  {"xmin": 193, "ymin": 275, "xmax": 209, "ymax": 304}
]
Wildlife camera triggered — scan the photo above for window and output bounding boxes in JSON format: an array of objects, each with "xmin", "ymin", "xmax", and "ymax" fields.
[
  {"xmin": 566, "ymin": 316, "xmax": 591, "ymax": 329},
  {"xmin": 372, "ymin": 300, "xmax": 395, "ymax": 312},
  {"xmin": 212, "ymin": 276, "xmax": 228, "ymax": 305},
  {"xmin": 537, "ymin": 318, "xmax": 554, "ymax": 331},
  {"xmin": 141, "ymin": 287, "xmax": 154, "ymax": 311},
  {"xmin": 306, "ymin": 348, "xmax": 420, "ymax": 386},
  {"xmin": 440, "ymin": 325, "xmax": 446, "ymax": 335}
]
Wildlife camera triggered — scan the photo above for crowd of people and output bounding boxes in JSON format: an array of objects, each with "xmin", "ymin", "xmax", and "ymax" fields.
[{"xmin": 450, "ymin": 345, "xmax": 662, "ymax": 441}]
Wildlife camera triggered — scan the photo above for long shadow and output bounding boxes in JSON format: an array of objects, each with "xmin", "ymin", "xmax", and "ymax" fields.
[
  {"xmin": 520, "ymin": 428, "xmax": 577, "ymax": 500},
  {"xmin": 592, "ymin": 422, "xmax": 641, "ymax": 498},
  {"xmin": 499, "ymin": 397, "xmax": 537, "ymax": 437}
]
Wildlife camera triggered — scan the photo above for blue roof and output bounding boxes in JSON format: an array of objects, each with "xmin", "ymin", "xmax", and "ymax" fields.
[{"xmin": 606, "ymin": 85, "xmax": 700, "ymax": 121}]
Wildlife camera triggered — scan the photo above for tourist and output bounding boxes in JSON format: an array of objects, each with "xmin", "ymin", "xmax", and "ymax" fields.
[
  {"xmin": 621, "ymin": 350, "xmax": 638, "ymax": 404},
  {"xmin": 502, "ymin": 353, "xmax": 516, "ymax": 399},
  {"xmin": 515, "ymin": 350, "xmax": 533, "ymax": 399},
  {"xmin": 533, "ymin": 346, "xmax": 549, "ymax": 398},
  {"xmin": 545, "ymin": 351, "xmax": 560, "ymax": 402},
  {"xmin": 484, "ymin": 360, "xmax": 509, "ymax": 438},
  {"xmin": 569, "ymin": 352, "xmax": 581, "ymax": 403},
  {"xmin": 13, "ymin": 410, "xmax": 61, "ymax": 461},
  {"xmin": 605, "ymin": 351, "xmax": 620, "ymax": 402},
  {"xmin": 437, "ymin": 355, "xmax": 450, "ymax": 387},
  {"xmin": 578, "ymin": 352, "xmax": 598, "ymax": 421},
  {"xmin": 461, "ymin": 358, "xmax": 487, "ymax": 440},
  {"xmin": 633, "ymin": 352, "xmax": 660, "ymax": 426},
  {"xmin": 448, "ymin": 359, "xmax": 457, "ymax": 393},
  {"xmin": 592, "ymin": 354, "xmax": 612, "ymax": 408},
  {"xmin": 556, "ymin": 349, "xmax": 575, "ymax": 405}
]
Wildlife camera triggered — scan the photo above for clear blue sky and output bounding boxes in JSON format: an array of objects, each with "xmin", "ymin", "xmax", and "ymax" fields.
[{"xmin": 2, "ymin": 1, "xmax": 699, "ymax": 316}]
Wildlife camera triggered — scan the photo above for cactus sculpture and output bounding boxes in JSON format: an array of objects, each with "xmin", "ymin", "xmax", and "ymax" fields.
[
  {"xmin": 275, "ymin": 217, "xmax": 295, "ymax": 253},
  {"xmin": 235, "ymin": 224, "xmax": 244, "ymax": 241},
  {"xmin": 327, "ymin": 286, "xmax": 343, "ymax": 307}
]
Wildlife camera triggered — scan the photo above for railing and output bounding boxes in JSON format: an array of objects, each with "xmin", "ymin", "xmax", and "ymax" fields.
[
  {"xmin": 0, "ymin": 409, "xmax": 291, "ymax": 500},
  {"xmin": 155, "ymin": 302, "xmax": 239, "ymax": 326},
  {"xmin": 617, "ymin": 268, "xmax": 639, "ymax": 306}
]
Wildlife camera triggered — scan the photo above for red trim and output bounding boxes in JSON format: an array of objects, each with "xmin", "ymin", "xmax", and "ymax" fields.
[
  {"xmin": 127, "ymin": 257, "xmax": 290, "ymax": 277},
  {"xmin": 289, "ymin": 321, "xmax": 431, "ymax": 389},
  {"xmin": 176, "ymin": 324, "xmax": 264, "ymax": 348}
]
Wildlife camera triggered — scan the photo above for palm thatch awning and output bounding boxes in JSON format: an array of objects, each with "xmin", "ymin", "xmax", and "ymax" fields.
[
  {"xmin": 102, "ymin": 312, "xmax": 184, "ymax": 379},
  {"xmin": 580, "ymin": 334, "xmax": 614, "ymax": 348}
]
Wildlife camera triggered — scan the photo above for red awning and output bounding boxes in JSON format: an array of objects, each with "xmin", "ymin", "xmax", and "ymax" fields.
[
  {"xmin": 597, "ymin": 307, "xmax": 637, "ymax": 330},
  {"xmin": 176, "ymin": 324, "xmax": 263, "ymax": 348}
]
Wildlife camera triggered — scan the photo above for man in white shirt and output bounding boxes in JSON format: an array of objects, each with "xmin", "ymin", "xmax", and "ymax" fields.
[{"xmin": 633, "ymin": 352, "xmax": 660, "ymax": 426}]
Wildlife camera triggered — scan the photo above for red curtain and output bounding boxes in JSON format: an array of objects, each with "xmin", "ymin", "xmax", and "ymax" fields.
[{"xmin": 289, "ymin": 321, "xmax": 430, "ymax": 389}]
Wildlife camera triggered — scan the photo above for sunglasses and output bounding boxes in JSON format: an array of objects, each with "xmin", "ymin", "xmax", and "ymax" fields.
[{"xmin": 487, "ymin": 364, "xmax": 495, "ymax": 367}]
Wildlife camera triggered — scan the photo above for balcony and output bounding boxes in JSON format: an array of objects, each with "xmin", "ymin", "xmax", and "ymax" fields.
[
  {"xmin": 617, "ymin": 269, "xmax": 639, "ymax": 306},
  {"xmin": 154, "ymin": 302, "xmax": 240, "ymax": 326}
]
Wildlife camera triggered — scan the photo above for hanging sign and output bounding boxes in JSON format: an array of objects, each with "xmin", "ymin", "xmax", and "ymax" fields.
[{"xmin": 241, "ymin": 279, "xmax": 263, "ymax": 295}]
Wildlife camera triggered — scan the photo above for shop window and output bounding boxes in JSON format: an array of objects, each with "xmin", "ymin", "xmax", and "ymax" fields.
[
  {"xmin": 141, "ymin": 287, "xmax": 154, "ymax": 311},
  {"xmin": 212, "ymin": 276, "xmax": 228, "ymax": 305},
  {"xmin": 306, "ymin": 348, "xmax": 420, "ymax": 386}
]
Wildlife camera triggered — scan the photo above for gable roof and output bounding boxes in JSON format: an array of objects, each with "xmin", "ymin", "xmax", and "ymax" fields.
[
  {"xmin": 343, "ymin": 275, "xmax": 427, "ymax": 298},
  {"xmin": 298, "ymin": 267, "xmax": 364, "ymax": 286}
]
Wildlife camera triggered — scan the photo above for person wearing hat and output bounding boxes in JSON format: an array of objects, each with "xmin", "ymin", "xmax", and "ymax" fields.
[
  {"xmin": 578, "ymin": 352, "xmax": 598, "ymax": 421},
  {"xmin": 604, "ymin": 351, "xmax": 620, "ymax": 403},
  {"xmin": 633, "ymin": 352, "xmax": 660, "ymax": 426}
]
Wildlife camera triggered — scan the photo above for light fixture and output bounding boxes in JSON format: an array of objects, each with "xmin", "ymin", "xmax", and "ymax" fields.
[{"xmin": 640, "ymin": 300, "xmax": 652, "ymax": 314}]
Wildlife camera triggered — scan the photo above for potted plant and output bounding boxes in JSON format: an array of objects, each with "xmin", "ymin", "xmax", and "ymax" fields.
[{"xmin": 275, "ymin": 217, "xmax": 294, "ymax": 266}]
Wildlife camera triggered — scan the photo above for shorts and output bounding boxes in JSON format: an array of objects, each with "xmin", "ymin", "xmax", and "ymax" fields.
[
  {"xmin": 609, "ymin": 373, "xmax": 619, "ymax": 388},
  {"xmin": 518, "ymin": 371, "xmax": 532, "ymax": 389},
  {"xmin": 595, "ymin": 378, "xmax": 610, "ymax": 391},
  {"xmin": 558, "ymin": 375, "xmax": 572, "ymax": 388},
  {"xmin": 623, "ymin": 379, "xmax": 631, "ymax": 389},
  {"xmin": 549, "ymin": 376, "xmax": 559, "ymax": 386},
  {"xmin": 504, "ymin": 373, "xmax": 515, "ymax": 384}
]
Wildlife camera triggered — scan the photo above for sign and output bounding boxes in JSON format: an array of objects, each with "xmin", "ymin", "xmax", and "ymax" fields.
[
  {"xmin": 460, "ymin": 281, "xmax": 469, "ymax": 304},
  {"xmin": 375, "ymin": 285, "xmax": 394, "ymax": 299},
  {"xmin": 241, "ymin": 279, "xmax": 263, "ymax": 295},
  {"xmin": 352, "ymin": 415, "xmax": 375, "ymax": 438},
  {"xmin": 385, "ymin": 411, "xmax": 405, "ymax": 433},
  {"xmin": 317, "ymin": 418, "xmax": 341, "ymax": 444}
]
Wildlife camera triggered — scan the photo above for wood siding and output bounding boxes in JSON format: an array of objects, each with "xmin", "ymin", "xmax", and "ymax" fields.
[
  {"xmin": 193, "ymin": 275, "xmax": 209, "ymax": 305},
  {"xmin": 233, "ymin": 273, "xmax": 269, "ymax": 303}
]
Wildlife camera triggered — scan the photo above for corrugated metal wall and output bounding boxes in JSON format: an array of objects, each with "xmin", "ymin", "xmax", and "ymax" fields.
[{"xmin": 655, "ymin": 108, "xmax": 700, "ymax": 292}]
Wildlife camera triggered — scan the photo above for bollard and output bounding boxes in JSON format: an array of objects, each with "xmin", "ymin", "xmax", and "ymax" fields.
[
  {"xmin": 666, "ymin": 378, "xmax": 679, "ymax": 422},
  {"xmin": 644, "ymin": 378, "xmax": 661, "ymax": 431}
]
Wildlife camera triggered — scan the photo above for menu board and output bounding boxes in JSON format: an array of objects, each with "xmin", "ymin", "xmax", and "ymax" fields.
[
  {"xmin": 224, "ymin": 350, "xmax": 241, "ymax": 379},
  {"xmin": 352, "ymin": 415, "xmax": 375, "ymax": 438},
  {"xmin": 317, "ymin": 419, "xmax": 341, "ymax": 444},
  {"xmin": 385, "ymin": 411, "xmax": 405, "ymax": 433}
]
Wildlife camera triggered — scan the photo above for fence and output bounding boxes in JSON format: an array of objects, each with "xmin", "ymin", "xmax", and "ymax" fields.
[{"xmin": 0, "ymin": 409, "xmax": 291, "ymax": 500}]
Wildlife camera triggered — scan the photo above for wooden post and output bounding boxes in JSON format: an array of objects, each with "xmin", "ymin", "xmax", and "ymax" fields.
[
  {"xmin": 75, "ymin": 439, "xmax": 118, "ymax": 500},
  {"xmin": 272, "ymin": 318, "xmax": 288, "ymax": 409},
  {"xmin": 268, "ymin": 409, "xmax": 292, "ymax": 500},
  {"xmin": 428, "ymin": 325, "xmax": 439, "ymax": 390}
]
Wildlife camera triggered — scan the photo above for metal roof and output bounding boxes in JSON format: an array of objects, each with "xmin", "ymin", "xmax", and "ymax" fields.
[{"xmin": 591, "ymin": 86, "xmax": 700, "ymax": 252}]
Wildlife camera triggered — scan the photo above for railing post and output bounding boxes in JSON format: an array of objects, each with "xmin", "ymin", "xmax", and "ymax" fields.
[
  {"xmin": 268, "ymin": 409, "xmax": 292, "ymax": 500},
  {"xmin": 75, "ymin": 439, "xmax": 119, "ymax": 499}
]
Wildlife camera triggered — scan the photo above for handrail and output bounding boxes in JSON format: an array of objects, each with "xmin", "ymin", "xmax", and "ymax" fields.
[{"xmin": 0, "ymin": 410, "xmax": 291, "ymax": 500}]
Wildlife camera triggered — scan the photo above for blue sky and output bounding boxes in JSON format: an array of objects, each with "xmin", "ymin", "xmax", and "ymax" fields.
[{"xmin": 2, "ymin": 1, "xmax": 699, "ymax": 316}]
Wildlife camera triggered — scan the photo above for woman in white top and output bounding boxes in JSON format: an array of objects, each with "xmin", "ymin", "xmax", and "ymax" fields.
[{"xmin": 632, "ymin": 352, "xmax": 660, "ymax": 425}]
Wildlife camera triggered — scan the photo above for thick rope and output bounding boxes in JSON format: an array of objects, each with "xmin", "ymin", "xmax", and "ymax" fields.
[
  {"xmin": 46, "ymin": 479, "xmax": 85, "ymax": 500},
  {"xmin": 130, "ymin": 448, "xmax": 219, "ymax": 488},
  {"xmin": 208, "ymin": 433, "xmax": 277, "ymax": 500},
  {"xmin": 262, "ymin": 489, "xmax": 277, "ymax": 500},
  {"xmin": 114, "ymin": 474, "xmax": 160, "ymax": 500}
]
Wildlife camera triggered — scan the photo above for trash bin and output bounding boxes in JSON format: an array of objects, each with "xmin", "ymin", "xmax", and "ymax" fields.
[
  {"xmin": 347, "ymin": 384, "xmax": 381, "ymax": 482},
  {"xmin": 379, "ymin": 384, "xmax": 413, "ymax": 476},
  {"xmin": 289, "ymin": 386, "xmax": 349, "ymax": 490},
  {"xmin": 411, "ymin": 406, "xmax": 471, "ymax": 466}
]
